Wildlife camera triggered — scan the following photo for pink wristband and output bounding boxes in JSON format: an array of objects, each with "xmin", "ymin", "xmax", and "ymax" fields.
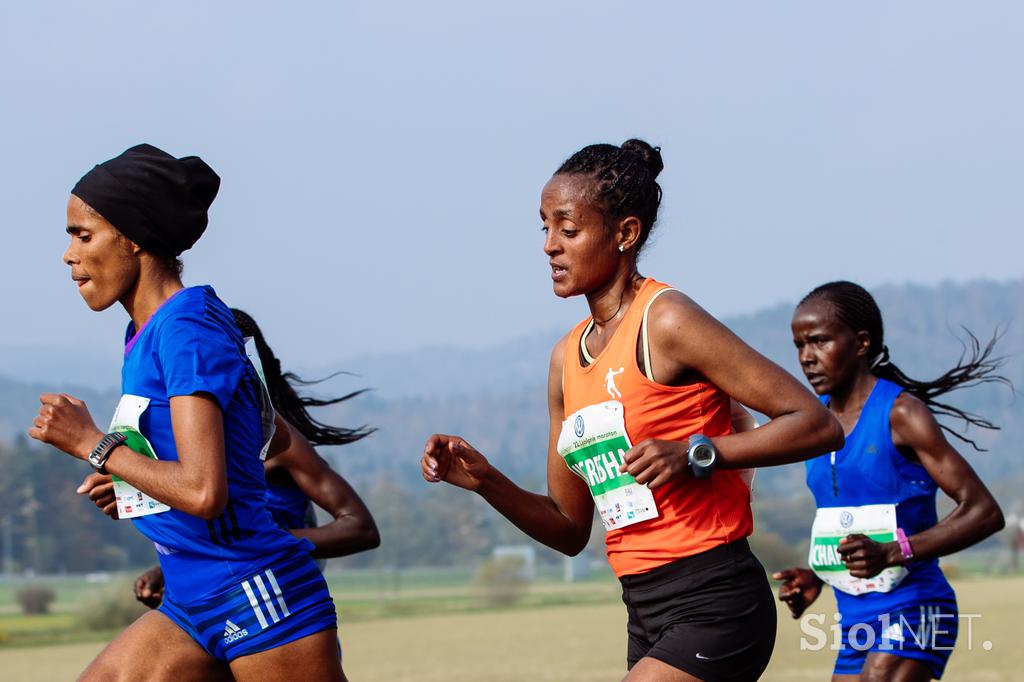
[{"xmin": 895, "ymin": 528, "xmax": 914, "ymax": 563}]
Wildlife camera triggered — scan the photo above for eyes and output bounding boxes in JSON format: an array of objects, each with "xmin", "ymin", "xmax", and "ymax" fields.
[
  {"xmin": 793, "ymin": 335, "xmax": 830, "ymax": 349},
  {"xmin": 540, "ymin": 225, "xmax": 578, "ymax": 237}
]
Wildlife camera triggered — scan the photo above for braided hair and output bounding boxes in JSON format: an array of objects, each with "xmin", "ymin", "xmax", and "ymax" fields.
[
  {"xmin": 556, "ymin": 138, "xmax": 664, "ymax": 253},
  {"xmin": 232, "ymin": 308, "xmax": 374, "ymax": 447},
  {"xmin": 800, "ymin": 281, "xmax": 1010, "ymax": 450}
]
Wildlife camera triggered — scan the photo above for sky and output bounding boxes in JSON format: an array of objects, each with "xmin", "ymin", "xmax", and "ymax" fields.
[{"xmin": 1, "ymin": 1, "xmax": 1021, "ymax": 386}]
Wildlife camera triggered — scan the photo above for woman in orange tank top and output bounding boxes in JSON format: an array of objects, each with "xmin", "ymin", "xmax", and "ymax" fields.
[{"xmin": 421, "ymin": 139, "xmax": 844, "ymax": 682}]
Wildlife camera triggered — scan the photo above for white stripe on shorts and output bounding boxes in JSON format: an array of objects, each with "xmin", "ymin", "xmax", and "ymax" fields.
[
  {"xmin": 241, "ymin": 579, "xmax": 270, "ymax": 629},
  {"xmin": 265, "ymin": 569, "xmax": 291, "ymax": 618},
  {"xmin": 253, "ymin": 574, "xmax": 281, "ymax": 623}
]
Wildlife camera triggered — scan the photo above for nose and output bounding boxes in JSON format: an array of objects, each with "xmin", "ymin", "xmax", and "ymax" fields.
[
  {"xmin": 543, "ymin": 229, "xmax": 560, "ymax": 257},
  {"xmin": 63, "ymin": 239, "xmax": 78, "ymax": 267},
  {"xmin": 797, "ymin": 344, "xmax": 815, "ymax": 367}
]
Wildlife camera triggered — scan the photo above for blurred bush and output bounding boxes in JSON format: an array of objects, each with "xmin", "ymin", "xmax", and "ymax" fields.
[
  {"xmin": 17, "ymin": 585, "xmax": 56, "ymax": 615},
  {"xmin": 77, "ymin": 586, "xmax": 147, "ymax": 631},
  {"xmin": 749, "ymin": 531, "xmax": 804, "ymax": 574},
  {"xmin": 474, "ymin": 555, "xmax": 529, "ymax": 607}
]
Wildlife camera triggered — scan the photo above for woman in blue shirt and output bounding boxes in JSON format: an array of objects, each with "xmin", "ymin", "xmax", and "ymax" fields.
[
  {"xmin": 775, "ymin": 281, "xmax": 1006, "ymax": 681},
  {"xmin": 129, "ymin": 308, "xmax": 381, "ymax": 606},
  {"xmin": 29, "ymin": 144, "xmax": 345, "ymax": 681}
]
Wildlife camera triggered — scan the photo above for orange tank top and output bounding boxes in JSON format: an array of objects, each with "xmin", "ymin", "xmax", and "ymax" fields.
[{"xmin": 561, "ymin": 278, "xmax": 753, "ymax": 577}]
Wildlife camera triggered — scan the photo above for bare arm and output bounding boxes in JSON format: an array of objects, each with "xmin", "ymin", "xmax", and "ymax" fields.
[
  {"xmin": 269, "ymin": 420, "xmax": 380, "ymax": 558},
  {"xmin": 635, "ymin": 292, "xmax": 842, "ymax": 470},
  {"xmin": 104, "ymin": 394, "xmax": 229, "ymax": 519},
  {"xmin": 422, "ymin": 336, "xmax": 594, "ymax": 556},
  {"xmin": 266, "ymin": 411, "xmax": 292, "ymax": 459},
  {"xmin": 839, "ymin": 393, "xmax": 1004, "ymax": 576},
  {"xmin": 29, "ymin": 392, "xmax": 228, "ymax": 519}
]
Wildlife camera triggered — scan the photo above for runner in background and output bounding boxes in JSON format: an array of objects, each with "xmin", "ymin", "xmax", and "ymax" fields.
[
  {"xmin": 127, "ymin": 308, "xmax": 379, "ymax": 607},
  {"xmin": 775, "ymin": 281, "xmax": 1006, "ymax": 681},
  {"xmin": 421, "ymin": 139, "xmax": 844, "ymax": 682},
  {"xmin": 29, "ymin": 144, "xmax": 345, "ymax": 681}
]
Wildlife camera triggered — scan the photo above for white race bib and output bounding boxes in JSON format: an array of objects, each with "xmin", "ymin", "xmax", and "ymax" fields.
[
  {"xmin": 557, "ymin": 401, "xmax": 659, "ymax": 531},
  {"xmin": 809, "ymin": 504, "xmax": 908, "ymax": 595},
  {"xmin": 108, "ymin": 395, "xmax": 171, "ymax": 519}
]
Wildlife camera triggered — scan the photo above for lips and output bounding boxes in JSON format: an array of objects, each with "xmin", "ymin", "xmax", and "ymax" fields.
[
  {"xmin": 550, "ymin": 262, "xmax": 567, "ymax": 281},
  {"xmin": 72, "ymin": 275, "xmax": 90, "ymax": 288}
]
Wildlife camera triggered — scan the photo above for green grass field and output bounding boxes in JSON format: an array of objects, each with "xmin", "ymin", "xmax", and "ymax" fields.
[{"xmin": 0, "ymin": 574, "xmax": 1020, "ymax": 680}]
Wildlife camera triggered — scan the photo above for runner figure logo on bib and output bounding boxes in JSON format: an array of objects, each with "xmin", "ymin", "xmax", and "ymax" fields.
[
  {"xmin": 108, "ymin": 395, "xmax": 171, "ymax": 519},
  {"xmin": 809, "ymin": 504, "xmax": 908, "ymax": 595},
  {"xmin": 558, "ymin": 400, "xmax": 659, "ymax": 531}
]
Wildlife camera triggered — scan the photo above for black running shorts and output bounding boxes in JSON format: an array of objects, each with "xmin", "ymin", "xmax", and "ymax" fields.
[{"xmin": 619, "ymin": 539, "xmax": 776, "ymax": 682}]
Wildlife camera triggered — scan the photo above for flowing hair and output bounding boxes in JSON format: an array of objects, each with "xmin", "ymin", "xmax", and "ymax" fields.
[
  {"xmin": 232, "ymin": 308, "xmax": 374, "ymax": 447},
  {"xmin": 800, "ymin": 281, "xmax": 1011, "ymax": 450}
]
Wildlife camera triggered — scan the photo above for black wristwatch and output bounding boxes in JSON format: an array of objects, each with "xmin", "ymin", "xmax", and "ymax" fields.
[
  {"xmin": 88, "ymin": 432, "xmax": 128, "ymax": 474},
  {"xmin": 687, "ymin": 434, "xmax": 717, "ymax": 479}
]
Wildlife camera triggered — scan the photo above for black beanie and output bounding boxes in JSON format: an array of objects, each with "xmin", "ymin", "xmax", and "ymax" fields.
[{"xmin": 71, "ymin": 144, "xmax": 220, "ymax": 257}]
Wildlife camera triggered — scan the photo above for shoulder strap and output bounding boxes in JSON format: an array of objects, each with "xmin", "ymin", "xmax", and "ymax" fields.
[
  {"xmin": 579, "ymin": 319, "xmax": 596, "ymax": 365},
  {"xmin": 640, "ymin": 287, "xmax": 678, "ymax": 382}
]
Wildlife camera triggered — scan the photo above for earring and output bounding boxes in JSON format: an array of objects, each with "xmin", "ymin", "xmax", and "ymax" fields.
[{"xmin": 618, "ymin": 244, "xmax": 625, "ymax": 252}]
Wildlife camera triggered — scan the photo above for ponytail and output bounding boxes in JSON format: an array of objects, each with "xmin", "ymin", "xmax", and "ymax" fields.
[{"xmin": 232, "ymin": 308, "xmax": 374, "ymax": 447}]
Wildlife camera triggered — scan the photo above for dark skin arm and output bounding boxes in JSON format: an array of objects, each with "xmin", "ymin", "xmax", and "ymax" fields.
[
  {"xmin": 29, "ymin": 393, "xmax": 228, "ymax": 520},
  {"xmin": 266, "ymin": 411, "xmax": 293, "ymax": 459},
  {"xmin": 422, "ymin": 336, "xmax": 595, "ymax": 556},
  {"xmin": 77, "ymin": 410, "xmax": 294, "ymax": 521},
  {"xmin": 266, "ymin": 420, "xmax": 380, "ymax": 558},
  {"xmin": 620, "ymin": 292, "xmax": 844, "ymax": 488},
  {"xmin": 837, "ymin": 392, "xmax": 1005, "ymax": 577}
]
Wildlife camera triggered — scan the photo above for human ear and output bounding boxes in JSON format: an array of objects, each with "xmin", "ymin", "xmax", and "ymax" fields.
[
  {"xmin": 615, "ymin": 216, "xmax": 643, "ymax": 252},
  {"xmin": 854, "ymin": 331, "xmax": 872, "ymax": 358}
]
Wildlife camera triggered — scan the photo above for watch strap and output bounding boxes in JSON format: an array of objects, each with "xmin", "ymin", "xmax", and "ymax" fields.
[
  {"xmin": 895, "ymin": 527, "xmax": 914, "ymax": 563},
  {"xmin": 89, "ymin": 431, "xmax": 128, "ymax": 474}
]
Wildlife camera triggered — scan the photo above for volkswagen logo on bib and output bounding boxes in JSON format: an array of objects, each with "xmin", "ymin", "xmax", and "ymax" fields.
[
  {"xmin": 574, "ymin": 414, "xmax": 585, "ymax": 438},
  {"xmin": 840, "ymin": 511, "xmax": 854, "ymax": 529}
]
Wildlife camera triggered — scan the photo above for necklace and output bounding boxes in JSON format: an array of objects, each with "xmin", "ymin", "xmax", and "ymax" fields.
[{"xmin": 592, "ymin": 273, "xmax": 644, "ymax": 325}]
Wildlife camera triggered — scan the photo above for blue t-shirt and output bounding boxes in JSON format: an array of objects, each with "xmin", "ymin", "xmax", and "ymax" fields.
[
  {"xmin": 120, "ymin": 286, "xmax": 314, "ymax": 603},
  {"xmin": 806, "ymin": 378, "xmax": 956, "ymax": 625}
]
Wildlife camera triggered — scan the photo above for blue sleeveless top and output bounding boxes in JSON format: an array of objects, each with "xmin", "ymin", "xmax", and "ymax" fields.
[{"xmin": 806, "ymin": 378, "xmax": 956, "ymax": 623}]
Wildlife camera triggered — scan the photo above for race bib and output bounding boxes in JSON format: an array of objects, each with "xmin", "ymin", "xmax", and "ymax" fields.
[
  {"xmin": 108, "ymin": 395, "xmax": 171, "ymax": 519},
  {"xmin": 243, "ymin": 337, "xmax": 277, "ymax": 460},
  {"xmin": 558, "ymin": 401, "xmax": 659, "ymax": 531},
  {"xmin": 809, "ymin": 504, "xmax": 908, "ymax": 595}
]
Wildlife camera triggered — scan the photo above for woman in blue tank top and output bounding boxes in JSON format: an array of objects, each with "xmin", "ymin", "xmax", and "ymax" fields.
[
  {"xmin": 29, "ymin": 145, "xmax": 348, "ymax": 681},
  {"xmin": 774, "ymin": 281, "xmax": 1006, "ymax": 681}
]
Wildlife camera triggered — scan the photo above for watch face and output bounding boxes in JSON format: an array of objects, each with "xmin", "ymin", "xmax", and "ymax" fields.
[{"xmin": 691, "ymin": 444, "xmax": 715, "ymax": 467}]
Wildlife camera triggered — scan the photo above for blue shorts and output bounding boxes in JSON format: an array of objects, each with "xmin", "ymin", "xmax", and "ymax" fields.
[
  {"xmin": 834, "ymin": 601, "xmax": 958, "ymax": 679},
  {"xmin": 159, "ymin": 552, "xmax": 337, "ymax": 662}
]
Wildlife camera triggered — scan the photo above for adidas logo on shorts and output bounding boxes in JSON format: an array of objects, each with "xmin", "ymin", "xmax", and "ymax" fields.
[{"xmin": 223, "ymin": 619, "xmax": 249, "ymax": 644}]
